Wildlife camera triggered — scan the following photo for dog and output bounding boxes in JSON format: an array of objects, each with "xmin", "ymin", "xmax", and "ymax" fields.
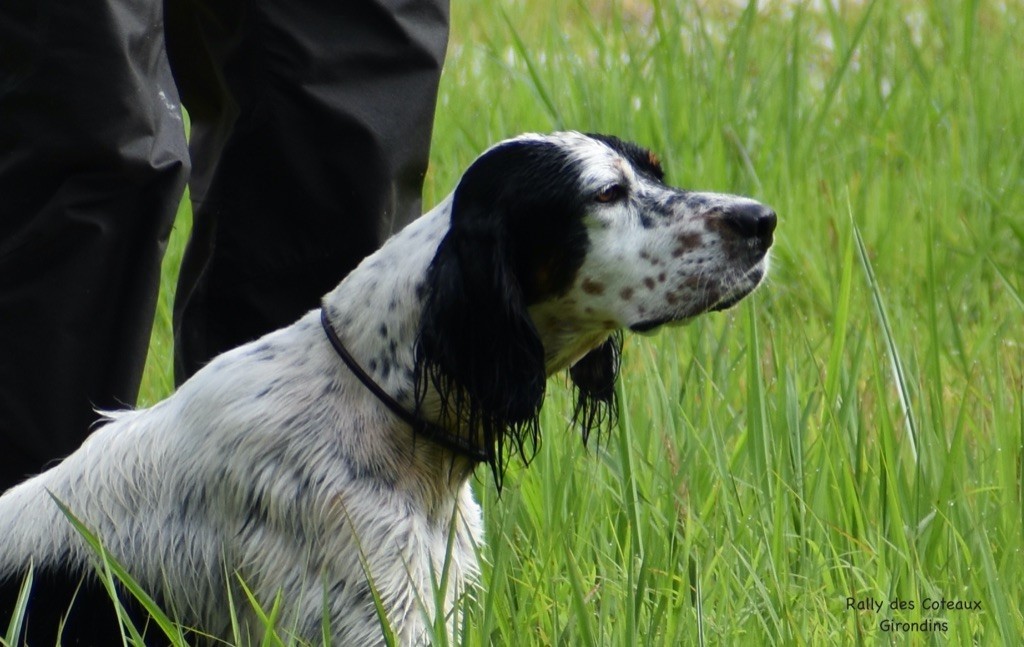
[{"xmin": 0, "ymin": 132, "xmax": 775, "ymax": 645}]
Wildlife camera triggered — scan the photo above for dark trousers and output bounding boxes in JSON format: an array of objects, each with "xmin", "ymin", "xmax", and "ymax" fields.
[{"xmin": 0, "ymin": 0, "xmax": 450, "ymax": 491}]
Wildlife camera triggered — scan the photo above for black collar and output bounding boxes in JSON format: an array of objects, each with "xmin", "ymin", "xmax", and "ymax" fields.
[{"xmin": 319, "ymin": 305, "xmax": 490, "ymax": 463}]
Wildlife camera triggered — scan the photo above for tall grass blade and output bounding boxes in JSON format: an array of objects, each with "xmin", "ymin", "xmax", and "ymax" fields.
[
  {"xmin": 802, "ymin": 0, "xmax": 880, "ymax": 152},
  {"xmin": 852, "ymin": 223, "xmax": 919, "ymax": 462},
  {"xmin": 233, "ymin": 577, "xmax": 285, "ymax": 647},
  {"xmin": 497, "ymin": 6, "xmax": 562, "ymax": 128},
  {"xmin": 563, "ymin": 543, "xmax": 597, "ymax": 647},
  {"xmin": 335, "ymin": 497, "xmax": 397, "ymax": 647},
  {"xmin": 2, "ymin": 565, "xmax": 32, "ymax": 647},
  {"xmin": 48, "ymin": 493, "xmax": 187, "ymax": 645}
]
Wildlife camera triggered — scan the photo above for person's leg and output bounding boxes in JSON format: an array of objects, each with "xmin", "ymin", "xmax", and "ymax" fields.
[
  {"xmin": 167, "ymin": 0, "xmax": 450, "ymax": 382},
  {"xmin": 0, "ymin": 0, "xmax": 189, "ymax": 490}
]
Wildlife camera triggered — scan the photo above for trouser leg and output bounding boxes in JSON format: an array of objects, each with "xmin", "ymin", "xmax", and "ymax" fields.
[
  {"xmin": 167, "ymin": 0, "xmax": 451, "ymax": 382},
  {"xmin": 0, "ymin": 0, "xmax": 189, "ymax": 489}
]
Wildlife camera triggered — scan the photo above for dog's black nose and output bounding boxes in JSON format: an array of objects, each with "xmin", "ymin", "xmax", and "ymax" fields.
[{"xmin": 721, "ymin": 203, "xmax": 777, "ymax": 246}]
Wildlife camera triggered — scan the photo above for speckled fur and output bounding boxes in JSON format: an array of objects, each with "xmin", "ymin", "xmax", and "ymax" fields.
[{"xmin": 0, "ymin": 132, "xmax": 774, "ymax": 645}]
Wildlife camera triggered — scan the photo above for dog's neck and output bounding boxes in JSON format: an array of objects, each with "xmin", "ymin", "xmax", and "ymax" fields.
[
  {"xmin": 320, "ymin": 196, "xmax": 610, "ymax": 500},
  {"xmin": 322, "ymin": 196, "xmax": 486, "ymax": 501},
  {"xmin": 322, "ymin": 197, "xmax": 450, "ymax": 412}
]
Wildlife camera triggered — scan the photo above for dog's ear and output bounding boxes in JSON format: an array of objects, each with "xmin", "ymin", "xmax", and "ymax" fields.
[
  {"xmin": 415, "ymin": 216, "xmax": 547, "ymax": 471},
  {"xmin": 568, "ymin": 331, "xmax": 622, "ymax": 441},
  {"xmin": 415, "ymin": 139, "xmax": 593, "ymax": 482},
  {"xmin": 416, "ymin": 141, "xmax": 578, "ymax": 478}
]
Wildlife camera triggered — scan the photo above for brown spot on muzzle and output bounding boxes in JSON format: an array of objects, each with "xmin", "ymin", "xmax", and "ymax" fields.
[
  {"xmin": 581, "ymin": 278, "xmax": 606, "ymax": 295},
  {"xmin": 672, "ymin": 233, "xmax": 703, "ymax": 258}
]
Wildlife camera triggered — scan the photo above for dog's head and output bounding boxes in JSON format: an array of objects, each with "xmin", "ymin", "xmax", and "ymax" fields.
[{"xmin": 415, "ymin": 132, "xmax": 775, "ymax": 480}]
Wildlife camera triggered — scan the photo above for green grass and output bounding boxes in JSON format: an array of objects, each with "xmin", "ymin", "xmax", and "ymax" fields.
[{"xmin": 92, "ymin": 0, "xmax": 1024, "ymax": 644}]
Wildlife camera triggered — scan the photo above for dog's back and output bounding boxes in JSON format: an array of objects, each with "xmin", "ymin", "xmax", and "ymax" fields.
[
  {"xmin": 0, "ymin": 361, "xmax": 262, "ymax": 643},
  {"xmin": 0, "ymin": 314, "xmax": 479, "ymax": 645}
]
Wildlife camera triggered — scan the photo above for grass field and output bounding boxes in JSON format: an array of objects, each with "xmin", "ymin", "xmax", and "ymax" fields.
[{"xmin": 122, "ymin": 0, "xmax": 1024, "ymax": 644}]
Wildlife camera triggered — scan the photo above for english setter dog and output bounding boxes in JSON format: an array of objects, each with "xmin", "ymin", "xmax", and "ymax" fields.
[{"xmin": 0, "ymin": 132, "xmax": 775, "ymax": 645}]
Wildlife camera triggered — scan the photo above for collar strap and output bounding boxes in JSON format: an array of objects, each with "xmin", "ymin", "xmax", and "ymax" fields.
[{"xmin": 319, "ymin": 306, "xmax": 490, "ymax": 463}]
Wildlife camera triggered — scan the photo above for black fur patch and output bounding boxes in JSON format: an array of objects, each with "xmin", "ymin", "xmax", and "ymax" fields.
[
  {"xmin": 568, "ymin": 331, "xmax": 623, "ymax": 438},
  {"xmin": 586, "ymin": 133, "xmax": 665, "ymax": 182},
  {"xmin": 463, "ymin": 139, "xmax": 593, "ymax": 302}
]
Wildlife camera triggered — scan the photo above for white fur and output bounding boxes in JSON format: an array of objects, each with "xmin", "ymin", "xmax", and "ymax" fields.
[{"xmin": 0, "ymin": 132, "xmax": 772, "ymax": 644}]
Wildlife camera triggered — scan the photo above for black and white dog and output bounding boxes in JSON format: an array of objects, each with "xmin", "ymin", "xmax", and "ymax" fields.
[{"xmin": 0, "ymin": 132, "xmax": 775, "ymax": 645}]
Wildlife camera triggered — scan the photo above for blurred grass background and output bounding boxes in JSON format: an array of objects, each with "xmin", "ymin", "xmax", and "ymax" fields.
[{"xmin": 138, "ymin": 0, "xmax": 1023, "ymax": 643}]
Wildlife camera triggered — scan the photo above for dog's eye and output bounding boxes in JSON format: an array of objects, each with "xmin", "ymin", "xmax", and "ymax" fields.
[{"xmin": 595, "ymin": 184, "xmax": 626, "ymax": 204}]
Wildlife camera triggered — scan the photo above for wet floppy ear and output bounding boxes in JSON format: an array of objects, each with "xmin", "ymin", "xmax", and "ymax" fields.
[
  {"xmin": 414, "ymin": 138, "xmax": 590, "ymax": 481},
  {"xmin": 414, "ymin": 184, "xmax": 547, "ymax": 475},
  {"xmin": 415, "ymin": 216, "xmax": 547, "ymax": 432},
  {"xmin": 568, "ymin": 331, "xmax": 622, "ymax": 441}
]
